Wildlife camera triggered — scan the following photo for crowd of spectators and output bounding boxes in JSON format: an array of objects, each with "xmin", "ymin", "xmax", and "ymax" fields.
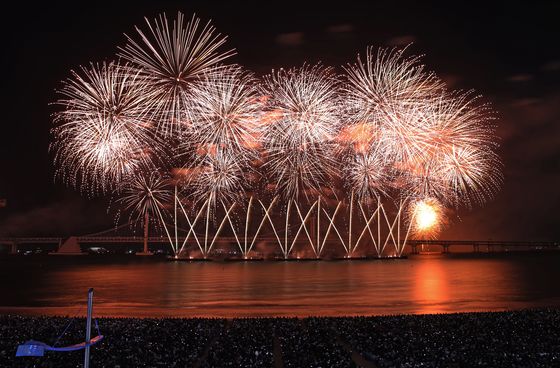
[
  {"xmin": 0, "ymin": 309, "xmax": 558, "ymax": 367},
  {"xmin": 0, "ymin": 316, "xmax": 223, "ymax": 367},
  {"xmin": 333, "ymin": 309, "xmax": 560, "ymax": 367},
  {"xmin": 202, "ymin": 318, "xmax": 274, "ymax": 367},
  {"xmin": 276, "ymin": 317, "xmax": 355, "ymax": 367}
]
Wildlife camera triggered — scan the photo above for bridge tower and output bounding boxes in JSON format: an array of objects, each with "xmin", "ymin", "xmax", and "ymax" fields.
[
  {"xmin": 137, "ymin": 212, "xmax": 153, "ymax": 256},
  {"xmin": 51, "ymin": 237, "xmax": 85, "ymax": 255}
]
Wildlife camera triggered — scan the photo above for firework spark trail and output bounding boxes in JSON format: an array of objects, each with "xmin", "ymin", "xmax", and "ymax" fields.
[
  {"xmin": 183, "ymin": 66, "xmax": 263, "ymax": 162},
  {"xmin": 118, "ymin": 172, "xmax": 173, "ymax": 223},
  {"xmin": 52, "ymin": 62, "xmax": 161, "ymax": 194},
  {"xmin": 189, "ymin": 149, "xmax": 247, "ymax": 209},
  {"xmin": 118, "ymin": 12, "xmax": 235, "ymax": 136},
  {"xmin": 261, "ymin": 64, "xmax": 342, "ymax": 201},
  {"xmin": 344, "ymin": 144, "xmax": 390, "ymax": 203}
]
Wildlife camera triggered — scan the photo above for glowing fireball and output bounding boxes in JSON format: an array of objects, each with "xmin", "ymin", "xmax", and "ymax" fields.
[
  {"xmin": 410, "ymin": 198, "xmax": 446, "ymax": 238},
  {"xmin": 415, "ymin": 201, "xmax": 438, "ymax": 230}
]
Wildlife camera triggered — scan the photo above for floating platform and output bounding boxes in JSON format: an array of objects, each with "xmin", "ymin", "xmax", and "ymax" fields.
[
  {"xmin": 274, "ymin": 257, "xmax": 321, "ymax": 262},
  {"xmin": 331, "ymin": 255, "xmax": 408, "ymax": 261},
  {"xmin": 136, "ymin": 252, "xmax": 154, "ymax": 256},
  {"xmin": 166, "ymin": 256, "xmax": 213, "ymax": 262},
  {"xmin": 224, "ymin": 257, "xmax": 265, "ymax": 262},
  {"xmin": 167, "ymin": 255, "xmax": 408, "ymax": 262},
  {"xmin": 48, "ymin": 252, "xmax": 87, "ymax": 256}
]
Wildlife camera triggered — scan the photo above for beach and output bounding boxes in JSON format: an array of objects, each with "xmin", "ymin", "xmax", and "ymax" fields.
[{"xmin": 1, "ymin": 309, "xmax": 559, "ymax": 367}]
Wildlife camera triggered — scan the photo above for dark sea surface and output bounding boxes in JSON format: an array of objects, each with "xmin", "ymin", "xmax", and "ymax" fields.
[{"xmin": 1, "ymin": 251, "xmax": 559, "ymax": 317}]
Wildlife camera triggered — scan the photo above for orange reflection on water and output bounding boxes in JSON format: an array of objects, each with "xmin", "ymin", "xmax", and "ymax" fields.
[
  {"xmin": 2, "ymin": 253, "xmax": 560, "ymax": 318},
  {"xmin": 413, "ymin": 256, "xmax": 450, "ymax": 314}
]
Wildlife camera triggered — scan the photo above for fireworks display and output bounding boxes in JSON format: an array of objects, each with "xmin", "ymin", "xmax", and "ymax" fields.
[
  {"xmin": 261, "ymin": 64, "xmax": 341, "ymax": 201},
  {"xmin": 51, "ymin": 11, "xmax": 502, "ymax": 258}
]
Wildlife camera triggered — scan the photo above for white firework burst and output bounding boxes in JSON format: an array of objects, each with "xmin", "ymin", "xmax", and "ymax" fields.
[
  {"xmin": 118, "ymin": 12, "xmax": 235, "ymax": 136},
  {"xmin": 52, "ymin": 62, "xmax": 160, "ymax": 194},
  {"xmin": 183, "ymin": 66, "xmax": 263, "ymax": 162},
  {"xmin": 190, "ymin": 149, "xmax": 247, "ymax": 208},
  {"xmin": 261, "ymin": 64, "xmax": 342, "ymax": 200},
  {"xmin": 118, "ymin": 172, "xmax": 173, "ymax": 222},
  {"xmin": 344, "ymin": 144, "xmax": 391, "ymax": 202},
  {"xmin": 343, "ymin": 46, "xmax": 444, "ymax": 124}
]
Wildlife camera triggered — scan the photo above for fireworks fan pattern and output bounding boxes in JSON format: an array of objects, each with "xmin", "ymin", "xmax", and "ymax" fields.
[{"xmin": 118, "ymin": 12, "xmax": 235, "ymax": 136}]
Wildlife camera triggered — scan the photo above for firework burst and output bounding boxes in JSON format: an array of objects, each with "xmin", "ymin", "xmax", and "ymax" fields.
[
  {"xmin": 183, "ymin": 66, "xmax": 263, "ymax": 162},
  {"xmin": 341, "ymin": 47, "xmax": 501, "ymax": 212},
  {"xmin": 339, "ymin": 47, "xmax": 445, "ymax": 205},
  {"xmin": 343, "ymin": 46, "xmax": 444, "ymax": 128},
  {"xmin": 189, "ymin": 149, "xmax": 247, "ymax": 208},
  {"xmin": 344, "ymin": 144, "xmax": 391, "ymax": 203},
  {"xmin": 118, "ymin": 12, "xmax": 235, "ymax": 135},
  {"xmin": 438, "ymin": 144, "xmax": 502, "ymax": 207},
  {"xmin": 261, "ymin": 64, "xmax": 342, "ymax": 201},
  {"xmin": 409, "ymin": 197, "xmax": 446, "ymax": 238},
  {"xmin": 118, "ymin": 172, "xmax": 173, "ymax": 223},
  {"xmin": 397, "ymin": 91, "xmax": 501, "ymax": 206},
  {"xmin": 52, "ymin": 62, "xmax": 159, "ymax": 194}
]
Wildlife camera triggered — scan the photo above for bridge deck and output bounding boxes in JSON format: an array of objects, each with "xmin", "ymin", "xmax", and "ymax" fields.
[{"xmin": 0, "ymin": 237, "xmax": 557, "ymax": 247}]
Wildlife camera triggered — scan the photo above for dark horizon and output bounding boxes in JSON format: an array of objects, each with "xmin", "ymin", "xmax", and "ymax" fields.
[{"xmin": 1, "ymin": 0, "xmax": 558, "ymax": 241}]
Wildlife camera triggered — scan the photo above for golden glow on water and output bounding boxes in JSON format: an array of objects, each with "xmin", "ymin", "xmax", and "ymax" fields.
[
  {"xmin": 413, "ymin": 258, "xmax": 449, "ymax": 314},
  {"xmin": 0, "ymin": 254, "xmax": 559, "ymax": 318}
]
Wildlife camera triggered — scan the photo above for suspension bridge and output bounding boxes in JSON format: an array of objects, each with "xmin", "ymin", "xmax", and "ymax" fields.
[{"xmin": 0, "ymin": 219, "xmax": 557, "ymax": 256}]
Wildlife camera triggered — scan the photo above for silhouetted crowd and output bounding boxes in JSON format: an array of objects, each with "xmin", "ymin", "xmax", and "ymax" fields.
[
  {"xmin": 202, "ymin": 318, "xmax": 274, "ymax": 367},
  {"xmin": 1, "ymin": 309, "xmax": 558, "ymax": 367},
  {"xmin": 276, "ymin": 318, "xmax": 355, "ymax": 367}
]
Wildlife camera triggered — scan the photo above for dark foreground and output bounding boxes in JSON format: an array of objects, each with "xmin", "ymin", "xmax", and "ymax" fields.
[{"xmin": 1, "ymin": 309, "xmax": 559, "ymax": 367}]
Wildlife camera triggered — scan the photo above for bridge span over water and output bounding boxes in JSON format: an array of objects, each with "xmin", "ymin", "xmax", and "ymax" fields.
[{"xmin": 0, "ymin": 235, "xmax": 557, "ymax": 255}]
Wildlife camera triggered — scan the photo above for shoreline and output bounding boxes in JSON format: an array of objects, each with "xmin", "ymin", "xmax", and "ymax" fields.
[{"xmin": 3, "ymin": 302, "xmax": 560, "ymax": 319}]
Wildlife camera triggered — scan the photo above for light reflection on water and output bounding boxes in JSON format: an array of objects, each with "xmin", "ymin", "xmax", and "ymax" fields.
[{"xmin": 0, "ymin": 252, "xmax": 559, "ymax": 317}]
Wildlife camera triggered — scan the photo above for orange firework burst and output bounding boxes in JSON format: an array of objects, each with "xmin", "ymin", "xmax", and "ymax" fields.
[{"xmin": 410, "ymin": 198, "xmax": 446, "ymax": 238}]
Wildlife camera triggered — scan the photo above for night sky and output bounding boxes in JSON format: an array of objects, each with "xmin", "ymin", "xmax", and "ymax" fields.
[{"xmin": 1, "ymin": 0, "xmax": 558, "ymax": 241}]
